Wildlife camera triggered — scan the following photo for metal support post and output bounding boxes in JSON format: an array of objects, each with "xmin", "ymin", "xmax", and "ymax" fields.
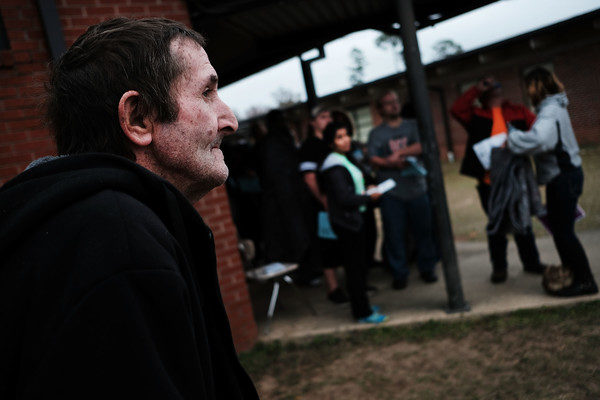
[
  {"xmin": 36, "ymin": 0, "xmax": 66, "ymax": 60},
  {"xmin": 299, "ymin": 46, "xmax": 325, "ymax": 111},
  {"xmin": 431, "ymin": 86, "xmax": 455, "ymax": 162},
  {"xmin": 396, "ymin": 0, "xmax": 469, "ymax": 312}
]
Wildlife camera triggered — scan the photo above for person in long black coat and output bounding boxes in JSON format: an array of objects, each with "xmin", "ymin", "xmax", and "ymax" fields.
[{"xmin": 256, "ymin": 110, "xmax": 314, "ymax": 270}]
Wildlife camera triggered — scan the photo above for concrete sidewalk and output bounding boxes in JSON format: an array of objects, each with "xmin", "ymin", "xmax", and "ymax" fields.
[{"xmin": 247, "ymin": 229, "xmax": 600, "ymax": 342}]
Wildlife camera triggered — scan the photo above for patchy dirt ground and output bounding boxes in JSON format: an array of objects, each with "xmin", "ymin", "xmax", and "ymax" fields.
[{"xmin": 241, "ymin": 302, "xmax": 600, "ymax": 400}]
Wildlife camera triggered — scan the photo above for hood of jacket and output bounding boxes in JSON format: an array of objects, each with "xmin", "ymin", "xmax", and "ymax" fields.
[
  {"xmin": 320, "ymin": 152, "xmax": 346, "ymax": 172},
  {"xmin": 0, "ymin": 153, "xmax": 206, "ymax": 256},
  {"xmin": 538, "ymin": 92, "xmax": 569, "ymax": 111}
]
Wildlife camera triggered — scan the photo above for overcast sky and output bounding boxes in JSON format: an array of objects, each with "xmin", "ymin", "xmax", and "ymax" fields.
[{"xmin": 219, "ymin": 0, "xmax": 600, "ymax": 119}]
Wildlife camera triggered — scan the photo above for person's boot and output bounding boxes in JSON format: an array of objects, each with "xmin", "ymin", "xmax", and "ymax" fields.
[
  {"xmin": 490, "ymin": 268, "xmax": 507, "ymax": 284},
  {"xmin": 545, "ymin": 279, "xmax": 598, "ymax": 297},
  {"xmin": 392, "ymin": 277, "xmax": 407, "ymax": 290},
  {"xmin": 420, "ymin": 270, "xmax": 438, "ymax": 283}
]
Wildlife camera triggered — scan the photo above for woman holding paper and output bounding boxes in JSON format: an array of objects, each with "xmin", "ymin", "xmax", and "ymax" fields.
[
  {"xmin": 508, "ymin": 67, "xmax": 597, "ymax": 297},
  {"xmin": 319, "ymin": 121, "xmax": 388, "ymax": 324}
]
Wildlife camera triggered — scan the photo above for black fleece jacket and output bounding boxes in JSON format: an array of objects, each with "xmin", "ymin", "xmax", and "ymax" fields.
[
  {"xmin": 0, "ymin": 154, "xmax": 259, "ymax": 399},
  {"xmin": 320, "ymin": 164, "xmax": 371, "ymax": 233}
]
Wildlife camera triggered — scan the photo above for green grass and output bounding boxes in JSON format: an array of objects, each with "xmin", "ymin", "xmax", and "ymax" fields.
[
  {"xmin": 241, "ymin": 301, "xmax": 600, "ymax": 399},
  {"xmin": 444, "ymin": 144, "xmax": 600, "ymax": 241}
]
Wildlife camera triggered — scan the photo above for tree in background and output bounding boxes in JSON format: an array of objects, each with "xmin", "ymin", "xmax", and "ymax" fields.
[
  {"xmin": 432, "ymin": 39, "xmax": 464, "ymax": 60},
  {"xmin": 375, "ymin": 32, "xmax": 404, "ymax": 72},
  {"xmin": 348, "ymin": 47, "xmax": 367, "ymax": 86},
  {"xmin": 271, "ymin": 87, "xmax": 301, "ymax": 108},
  {"xmin": 245, "ymin": 105, "xmax": 271, "ymax": 119}
]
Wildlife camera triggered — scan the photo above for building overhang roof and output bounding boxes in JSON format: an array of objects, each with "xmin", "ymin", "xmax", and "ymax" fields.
[{"xmin": 187, "ymin": 0, "xmax": 498, "ymax": 86}]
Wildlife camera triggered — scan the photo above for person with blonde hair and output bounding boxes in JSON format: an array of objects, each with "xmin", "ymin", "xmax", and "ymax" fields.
[{"xmin": 508, "ymin": 67, "xmax": 597, "ymax": 297}]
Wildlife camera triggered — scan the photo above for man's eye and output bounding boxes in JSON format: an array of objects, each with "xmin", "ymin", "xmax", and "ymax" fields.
[{"xmin": 203, "ymin": 88, "xmax": 213, "ymax": 97}]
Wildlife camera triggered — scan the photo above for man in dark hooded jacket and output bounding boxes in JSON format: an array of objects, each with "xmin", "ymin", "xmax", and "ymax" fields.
[{"xmin": 0, "ymin": 18, "xmax": 259, "ymax": 399}]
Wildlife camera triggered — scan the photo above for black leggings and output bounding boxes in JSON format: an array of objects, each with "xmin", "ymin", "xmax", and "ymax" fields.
[
  {"xmin": 332, "ymin": 223, "xmax": 372, "ymax": 319},
  {"xmin": 546, "ymin": 168, "xmax": 594, "ymax": 282}
]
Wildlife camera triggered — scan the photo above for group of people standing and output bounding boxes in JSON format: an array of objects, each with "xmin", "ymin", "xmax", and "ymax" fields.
[
  {"xmin": 451, "ymin": 67, "xmax": 597, "ymax": 297},
  {"xmin": 1, "ymin": 16, "xmax": 595, "ymax": 398},
  {"xmin": 257, "ymin": 89, "xmax": 440, "ymax": 324},
  {"xmin": 256, "ymin": 66, "xmax": 597, "ymax": 327}
]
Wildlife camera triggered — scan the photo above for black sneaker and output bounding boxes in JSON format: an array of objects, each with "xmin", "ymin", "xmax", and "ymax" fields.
[
  {"xmin": 545, "ymin": 280, "xmax": 598, "ymax": 297},
  {"xmin": 366, "ymin": 284, "xmax": 378, "ymax": 292},
  {"xmin": 420, "ymin": 271, "xmax": 438, "ymax": 283},
  {"xmin": 524, "ymin": 263, "xmax": 547, "ymax": 274},
  {"xmin": 490, "ymin": 269, "xmax": 507, "ymax": 284},
  {"xmin": 327, "ymin": 287, "xmax": 349, "ymax": 304},
  {"xmin": 392, "ymin": 278, "xmax": 407, "ymax": 290}
]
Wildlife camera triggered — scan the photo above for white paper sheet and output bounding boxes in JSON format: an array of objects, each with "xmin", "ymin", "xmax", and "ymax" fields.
[
  {"xmin": 472, "ymin": 132, "xmax": 507, "ymax": 170},
  {"xmin": 366, "ymin": 178, "xmax": 397, "ymax": 195}
]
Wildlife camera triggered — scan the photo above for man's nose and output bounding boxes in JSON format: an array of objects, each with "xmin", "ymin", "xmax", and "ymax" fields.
[{"xmin": 218, "ymin": 98, "xmax": 238, "ymax": 135}]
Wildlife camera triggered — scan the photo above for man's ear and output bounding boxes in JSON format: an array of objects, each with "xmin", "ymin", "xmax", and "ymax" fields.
[{"xmin": 118, "ymin": 90, "xmax": 153, "ymax": 147}]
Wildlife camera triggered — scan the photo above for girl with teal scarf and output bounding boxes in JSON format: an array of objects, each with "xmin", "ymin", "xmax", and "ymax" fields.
[{"xmin": 319, "ymin": 121, "xmax": 388, "ymax": 324}]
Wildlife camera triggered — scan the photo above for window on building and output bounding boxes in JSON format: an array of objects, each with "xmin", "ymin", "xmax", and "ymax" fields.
[{"xmin": 349, "ymin": 105, "xmax": 374, "ymax": 143}]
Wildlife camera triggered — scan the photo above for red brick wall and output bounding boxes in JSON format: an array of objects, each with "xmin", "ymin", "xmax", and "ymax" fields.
[
  {"xmin": 0, "ymin": 0, "xmax": 53, "ymax": 181},
  {"xmin": 194, "ymin": 188, "xmax": 258, "ymax": 351},
  {"xmin": 0, "ymin": 0, "xmax": 257, "ymax": 352},
  {"xmin": 57, "ymin": 0, "xmax": 191, "ymax": 44},
  {"xmin": 554, "ymin": 42, "xmax": 600, "ymax": 145}
]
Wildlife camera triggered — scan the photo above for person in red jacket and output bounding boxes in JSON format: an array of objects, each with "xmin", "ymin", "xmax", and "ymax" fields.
[{"xmin": 450, "ymin": 76, "xmax": 546, "ymax": 283}]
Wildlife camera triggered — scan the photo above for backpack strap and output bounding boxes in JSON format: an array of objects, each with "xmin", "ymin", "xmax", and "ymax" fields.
[{"xmin": 554, "ymin": 120, "xmax": 575, "ymax": 172}]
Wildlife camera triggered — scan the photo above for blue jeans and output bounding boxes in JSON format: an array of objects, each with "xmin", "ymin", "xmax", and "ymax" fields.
[{"xmin": 380, "ymin": 193, "xmax": 438, "ymax": 280}]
